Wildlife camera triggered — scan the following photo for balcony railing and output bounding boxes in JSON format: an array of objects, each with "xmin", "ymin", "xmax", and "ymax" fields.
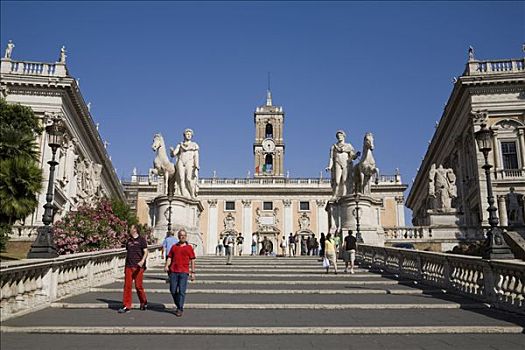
[
  {"xmin": 358, "ymin": 245, "xmax": 525, "ymax": 315},
  {"xmin": 466, "ymin": 58, "xmax": 524, "ymax": 76},
  {"xmin": 1, "ymin": 59, "xmax": 68, "ymax": 77},
  {"xmin": 495, "ymin": 169, "xmax": 524, "ymax": 179}
]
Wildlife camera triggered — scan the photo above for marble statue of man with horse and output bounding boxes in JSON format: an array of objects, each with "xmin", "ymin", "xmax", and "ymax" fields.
[
  {"xmin": 327, "ymin": 130, "xmax": 378, "ymax": 198},
  {"xmin": 151, "ymin": 129, "xmax": 200, "ymax": 199}
]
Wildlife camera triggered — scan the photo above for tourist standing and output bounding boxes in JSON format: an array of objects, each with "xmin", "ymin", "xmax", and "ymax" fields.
[
  {"xmin": 288, "ymin": 233, "xmax": 295, "ymax": 257},
  {"xmin": 236, "ymin": 232, "xmax": 244, "ymax": 256},
  {"xmin": 164, "ymin": 229, "xmax": 196, "ymax": 317},
  {"xmin": 343, "ymin": 230, "xmax": 357, "ymax": 274},
  {"xmin": 118, "ymin": 224, "xmax": 148, "ymax": 313},
  {"xmin": 313, "ymin": 237, "xmax": 319, "ymax": 255},
  {"xmin": 324, "ymin": 233, "xmax": 338, "ymax": 274},
  {"xmin": 216, "ymin": 236, "xmax": 224, "ymax": 256},
  {"xmin": 280, "ymin": 235, "xmax": 288, "ymax": 256},
  {"xmin": 225, "ymin": 234, "xmax": 234, "ymax": 265},
  {"xmin": 251, "ymin": 234, "xmax": 258, "ymax": 256},
  {"xmin": 161, "ymin": 231, "xmax": 178, "ymax": 282},
  {"xmin": 293, "ymin": 233, "xmax": 300, "ymax": 256},
  {"xmin": 319, "ymin": 232, "xmax": 326, "ymax": 257},
  {"xmin": 162, "ymin": 231, "xmax": 179, "ymax": 260}
]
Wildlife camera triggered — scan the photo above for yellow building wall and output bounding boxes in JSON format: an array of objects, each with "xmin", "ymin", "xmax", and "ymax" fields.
[{"xmin": 381, "ymin": 197, "xmax": 397, "ymax": 227}]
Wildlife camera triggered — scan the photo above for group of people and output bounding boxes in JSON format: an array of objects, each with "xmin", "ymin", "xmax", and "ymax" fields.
[
  {"xmin": 118, "ymin": 226, "xmax": 196, "ymax": 317},
  {"xmin": 322, "ymin": 230, "xmax": 358, "ymax": 274},
  {"xmin": 281, "ymin": 233, "xmax": 320, "ymax": 257},
  {"xmin": 216, "ymin": 232, "xmax": 245, "ymax": 264},
  {"xmin": 117, "ymin": 226, "xmax": 357, "ymax": 316}
]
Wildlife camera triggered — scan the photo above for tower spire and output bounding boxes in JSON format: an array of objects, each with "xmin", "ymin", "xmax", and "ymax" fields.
[{"xmin": 266, "ymin": 72, "xmax": 272, "ymax": 106}]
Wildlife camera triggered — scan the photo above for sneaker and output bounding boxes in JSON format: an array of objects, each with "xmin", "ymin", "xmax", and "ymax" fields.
[
  {"xmin": 140, "ymin": 304, "xmax": 148, "ymax": 311},
  {"xmin": 344, "ymin": 268, "xmax": 348, "ymax": 273},
  {"xmin": 118, "ymin": 307, "xmax": 130, "ymax": 314},
  {"xmin": 350, "ymin": 269, "xmax": 355, "ymax": 274},
  {"xmin": 174, "ymin": 309, "xmax": 183, "ymax": 317}
]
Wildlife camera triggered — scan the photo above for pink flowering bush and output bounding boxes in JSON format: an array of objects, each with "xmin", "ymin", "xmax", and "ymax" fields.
[{"xmin": 53, "ymin": 199, "xmax": 155, "ymax": 255}]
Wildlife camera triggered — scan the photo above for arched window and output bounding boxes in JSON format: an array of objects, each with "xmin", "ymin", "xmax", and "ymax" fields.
[
  {"xmin": 265, "ymin": 123, "xmax": 273, "ymax": 139},
  {"xmin": 264, "ymin": 154, "xmax": 273, "ymax": 173}
]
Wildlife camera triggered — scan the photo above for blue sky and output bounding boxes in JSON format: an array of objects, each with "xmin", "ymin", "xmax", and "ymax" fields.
[{"xmin": 1, "ymin": 2, "xmax": 524, "ymax": 187}]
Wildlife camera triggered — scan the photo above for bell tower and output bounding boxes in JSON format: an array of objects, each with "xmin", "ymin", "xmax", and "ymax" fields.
[{"xmin": 253, "ymin": 90, "xmax": 285, "ymax": 177}]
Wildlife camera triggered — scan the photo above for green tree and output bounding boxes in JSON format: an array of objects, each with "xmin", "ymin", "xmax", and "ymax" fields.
[
  {"xmin": 110, "ymin": 198, "xmax": 139, "ymax": 227},
  {"xmin": 0, "ymin": 98, "xmax": 43, "ymax": 251}
]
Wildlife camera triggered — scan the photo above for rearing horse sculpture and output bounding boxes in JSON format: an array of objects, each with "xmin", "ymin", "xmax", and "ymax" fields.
[
  {"xmin": 152, "ymin": 133, "xmax": 177, "ymax": 196},
  {"xmin": 353, "ymin": 132, "xmax": 379, "ymax": 195}
]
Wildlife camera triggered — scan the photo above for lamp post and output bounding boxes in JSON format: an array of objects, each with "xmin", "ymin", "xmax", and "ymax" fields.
[
  {"xmin": 474, "ymin": 123, "xmax": 514, "ymax": 260},
  {"xmin": 28, "ymin": 119, "xmax": 65, "ymax": 258},
  {"xmin": 167, "ymin": 196, "xmax": 173, "ymax": 234},
  {"xmin": 352, "ymin": 194, "xmax": 363, "ymax": 243}
]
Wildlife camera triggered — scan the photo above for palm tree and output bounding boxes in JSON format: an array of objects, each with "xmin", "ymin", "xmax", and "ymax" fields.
[{"xmin": 0, "ymin": 98, "xmax": 43, "ymax": 252}]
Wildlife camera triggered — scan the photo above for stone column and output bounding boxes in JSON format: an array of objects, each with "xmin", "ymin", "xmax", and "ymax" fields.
[
  {"xmin": 207, "ymin": 200, "xmax": 218, "ymax": 255},
  {"xmin": 518, "ymin": 129, "xmax": 525, "ymax": 170},
  {"xmin": 395, "ymin": 196, "xmax": 405, "ymax": 226},
  {"xmin": 283, "ymin": 199, "xmax": 292, "ymax": 236},
  {"xmin": 242, "ymin": 200, "xmax": 252, "ymax": 255},
  {"xmin": 316, "ymin": 200, "xmax": 328, "ymax": 236},
  {"xmin": 498, "ymin": 195, "xmax": 508, "ymax": 227}
]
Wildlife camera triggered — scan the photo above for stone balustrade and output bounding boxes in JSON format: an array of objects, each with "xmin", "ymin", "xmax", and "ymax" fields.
[
  {"xmin": 466, "ymin": 58, "xmax": 524, "ymax": 76},
  {"xmin": 0, "ymin": 58, "xmax": 68, "ymax": 77},
  {"xmin": 124, "ymin": 174, "xmax": 403, "ymax": 187},
  {"xmin": 0, "ymin": 245, "xmax": 162, "ymax": 321},
  {"xmin": 384, "ymin": 226, "xmax": 431, "ymax": 240},
  {"xmin": 495, "ymin": 169, "xmax": 524, "ymax": 180},
  {"xmin": 358, "ymin": 244, "xmax": 525, "ymax": 315}
]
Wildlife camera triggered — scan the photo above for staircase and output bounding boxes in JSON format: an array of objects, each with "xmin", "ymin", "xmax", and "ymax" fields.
[{"xmin": 2, "ymin": 255, "xmax": 524, "ymax": 349}]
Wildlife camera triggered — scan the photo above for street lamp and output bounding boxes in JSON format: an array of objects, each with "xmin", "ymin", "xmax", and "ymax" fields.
[
  {"xmin": 474, "ymin": 123, "xmax": 514, "ymax": 260},
  {"xmin": 167, "ymin": 196, "xmax": 173, "ymax": 234},
  {"xmin": 28, "ymin": 119, "xmax": 65, "ymax": 258},
  {"xmin": 352, "ymin": 194, "xmax": 363, "ymax": 243}
]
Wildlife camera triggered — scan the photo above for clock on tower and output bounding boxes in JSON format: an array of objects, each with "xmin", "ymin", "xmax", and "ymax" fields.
[{"xmin": 253, "ymin": 90, "xmax": 285, "ymax": 177}]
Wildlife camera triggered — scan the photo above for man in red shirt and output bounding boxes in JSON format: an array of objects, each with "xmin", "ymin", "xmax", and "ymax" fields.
[
  {"xmin": 164, "ymin": 229, "xmax": 196, "ymax": 317},
  {"xmin": 118, "ymin": 224, "xmax": 148, "ymax": 313}
]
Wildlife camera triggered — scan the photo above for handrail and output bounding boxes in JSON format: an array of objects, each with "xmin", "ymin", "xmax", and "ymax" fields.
[
  {"xmin": 357, "ymin": 244, "xmax": 525, "ymax": 315},
  {"xmin": 0, "ymin": 245, "xmax": 162, "ymax": 321}
]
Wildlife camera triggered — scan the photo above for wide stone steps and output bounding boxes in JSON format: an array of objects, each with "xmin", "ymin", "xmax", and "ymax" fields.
[{"xmin": 2, "ymin": 256, "xmax": 525, "ymax": 350}]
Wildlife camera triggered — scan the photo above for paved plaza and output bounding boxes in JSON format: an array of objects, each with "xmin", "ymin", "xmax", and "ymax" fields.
[{"xmin": 2, "ymin": 256, "xmax": 524, "ymax": 350}]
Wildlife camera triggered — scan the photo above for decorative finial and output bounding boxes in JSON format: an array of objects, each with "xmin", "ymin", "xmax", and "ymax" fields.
[
  {"xmin": 87, "ymin": 102, "xmax": 91, "ymax": 111},
  {"xmin": 468, "ymin": 46, "xmax": 475, "ymax": 61},
  {"xmin": 4, "ymin": 40, "xmax": 14, "ymax": 59},
  {"xmin": 59, "ymin": 46, "xmax": 67, "ymax": 63}
]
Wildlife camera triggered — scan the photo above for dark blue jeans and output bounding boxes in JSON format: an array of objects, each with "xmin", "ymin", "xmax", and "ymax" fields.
[{"xmin": 169, "ymin": 272, "xmax": 189, "ymax": 311}]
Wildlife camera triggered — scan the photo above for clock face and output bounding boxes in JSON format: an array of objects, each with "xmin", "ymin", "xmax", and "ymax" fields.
[{"xmin": 262, "ymin": 138, "xmax": 275, "ymax": 152}]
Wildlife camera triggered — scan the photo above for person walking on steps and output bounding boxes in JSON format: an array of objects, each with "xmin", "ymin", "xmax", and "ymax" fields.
[
  {"xmin": 343, "ymin": 230, "xmax": 357, "ymax": 274},
  {"xmin": 164, "ymin": 229, "xmax": 196, "ymax": 317},
  {"xmin": 118, "ymin": 224, "xmax": 148, "ymax": 313},
  {"xmin": 225, "ymin": 234, "xmax": 234, "ymax": 265},
  {"xmin": 324, "ymin": 233, "xmax": 338, "ymax": 274}
]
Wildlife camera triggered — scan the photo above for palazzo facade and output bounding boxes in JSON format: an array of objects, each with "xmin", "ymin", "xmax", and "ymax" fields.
[
  {"xmin": 406, "ymin": 49, "xmax": 525, "ymax": 246},
  {"xmin": 1, "ymin": 45, "xmax": 125, "ymax": 241}
]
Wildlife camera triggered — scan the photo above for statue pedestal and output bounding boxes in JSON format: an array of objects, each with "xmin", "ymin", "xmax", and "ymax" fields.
[
  {"xmin": 328, "ymin": 195, "xmax": 385, "ymax": 246},
  {"xmin": 426, "ymin": 209, "xmax": 463, "ymax": 243},
  {"xmin": 152, "ymin": 195, "xmax": 204, "ymax": 256}
]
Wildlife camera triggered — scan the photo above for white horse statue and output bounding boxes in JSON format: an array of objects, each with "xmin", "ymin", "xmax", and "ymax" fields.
[
  {"xmin": 353, "ymin": 132, "xmax": 379, "ymax": 195},
  {"xmin": 152, "ymin": 133, "xmax": 177, "ymax": 196}
]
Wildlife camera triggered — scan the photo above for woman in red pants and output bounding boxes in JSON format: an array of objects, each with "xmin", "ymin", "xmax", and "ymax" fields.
[{"xmin": 118, "ymin": 224, "xmax": 148, "ymax": 313}]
